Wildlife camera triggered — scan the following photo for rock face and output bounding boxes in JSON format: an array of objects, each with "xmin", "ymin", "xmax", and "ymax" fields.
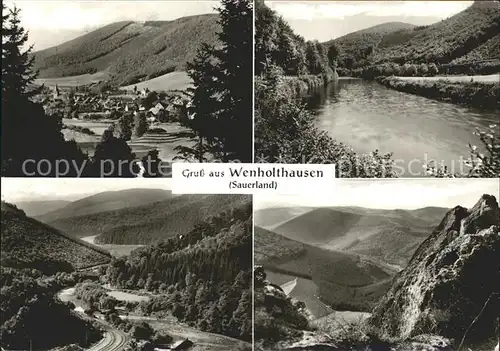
[{"xmin": 368, "ymin": 195, "xmax": 500, "ymax": 345}]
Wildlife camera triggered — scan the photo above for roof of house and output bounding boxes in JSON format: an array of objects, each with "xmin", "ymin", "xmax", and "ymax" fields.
[{"xmin": 171, "ymin": 339, "xmax": 193, "ymax": 349}]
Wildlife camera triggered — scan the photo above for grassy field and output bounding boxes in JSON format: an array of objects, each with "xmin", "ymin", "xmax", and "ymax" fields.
[
  {"xmin": 120, "ymin": 71, "xmax": 192, "ymax": 92},
  {"xmin": 397, "ymin": 74, "xmax": 499, "ymax": 83},
  {"xmin": 62, "ymin": 119, "xmax": 195, "ymax": 160},
  {"xmin": 34, "ymin": 71, "xmax": 108, "ymax": 87}
]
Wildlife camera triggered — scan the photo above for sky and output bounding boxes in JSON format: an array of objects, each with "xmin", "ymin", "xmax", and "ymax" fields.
[
  {"xmin": 267, "ymin": 1, "xmax": 473, "ymax": 41},
  {"xmin": 268, "ymin": 1, "xmax": 472, "ymax": 21},
  {"xmin": 4, "ymin": 0, "xmax": 219, "ymax": 50},
  {"xmin": 255, "ymin": 179, "xmax": 500, "ymax": 210},
  {"xmin": 2, "ymin": 178, "xmax": 173, "ymax": 203}
]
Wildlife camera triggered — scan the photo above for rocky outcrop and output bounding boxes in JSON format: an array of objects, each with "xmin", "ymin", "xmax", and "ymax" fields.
[{"xmin": 368, "ymin": 195, "xmax": 500, "ymax": 346}]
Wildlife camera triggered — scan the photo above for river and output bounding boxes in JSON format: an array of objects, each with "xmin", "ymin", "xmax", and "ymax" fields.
[{"xmin": 305, "ymin": 78, "xmax": 499, "ymax": 177}]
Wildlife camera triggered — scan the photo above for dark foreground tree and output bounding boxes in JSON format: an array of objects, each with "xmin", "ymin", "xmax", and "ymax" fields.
[
  {"xmin": 1, "ymin": 5, "xmax": 89, "ymax": 176},
  {"xmin": 177, "ymin": 0, "xmax": 252, "ymax": 162}
]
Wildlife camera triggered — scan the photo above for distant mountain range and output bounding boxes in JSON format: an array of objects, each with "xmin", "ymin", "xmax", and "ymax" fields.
[
  {"xmin": 32, "ymin": 14, "xmax": 220, "ymax": 86},
  {"xmin": 35, "ymin": 188, "xmax": 173, "ymax": 223},
  {"xmin": 255, "ymin": 204, "xmax": 449, "ymax": 316},
  {"xmin": 1, "ymin": 202, "xmax": 110, "ymax": 274}
]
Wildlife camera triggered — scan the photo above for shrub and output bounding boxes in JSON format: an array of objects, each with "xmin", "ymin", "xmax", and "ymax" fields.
[
  {"xmin": 405, "ymin": 64, "xmax": 417, "ymax": 76},
  {"xmin": 64, "ymin": 124, "xmax": 96, "ymax": 135},
  {"xmin": 130, "ymin": 322, "xmax": 154, "ymax": 340}
]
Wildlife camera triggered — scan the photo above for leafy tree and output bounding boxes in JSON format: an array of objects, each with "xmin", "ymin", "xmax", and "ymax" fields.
[
  {"xmin": 156, "ymin": 109, "xmax": 167, "ymax": 122},
  {"xmin": 305, "ymin": 41, "xmax": 322, "ymax": 75},
  {"xmin": 134, "ymin": 112, "xmax": 148, "ymax": 137}
]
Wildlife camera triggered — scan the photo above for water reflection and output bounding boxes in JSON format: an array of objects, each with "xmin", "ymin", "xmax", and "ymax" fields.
[{"xmin": 303, "ymin": 79, "xmax": 499, "ymax": 177}]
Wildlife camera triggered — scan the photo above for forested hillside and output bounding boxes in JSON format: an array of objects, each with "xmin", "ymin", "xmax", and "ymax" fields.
[
  {"xmin": 37, "ymin": 188, "xmax": 173, "ymax": 222},
  {"xmin": 33, "ymin": 14, "xmax": 220, "ymax": 86},
  {"xmin": 45, "ymin": 194, "xmax": 250, "ymax": 244},
  {"xmin": 1, "ymin": 202, "xmax": 111, "ymax": 274},
  {"xmin": 106, "ymin": 201, "xmax": 252, "ymax": 341}
]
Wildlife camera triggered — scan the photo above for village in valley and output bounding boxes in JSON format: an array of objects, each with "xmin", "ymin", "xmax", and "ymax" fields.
[{"xmin": 32, "ymin": 80, "xmax": 196, "ymax": 165}]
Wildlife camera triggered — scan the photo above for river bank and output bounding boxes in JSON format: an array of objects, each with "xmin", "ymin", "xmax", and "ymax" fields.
[{"xmin": 375, "ymin": 76, "xmax": 500, "ymax": 110}]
